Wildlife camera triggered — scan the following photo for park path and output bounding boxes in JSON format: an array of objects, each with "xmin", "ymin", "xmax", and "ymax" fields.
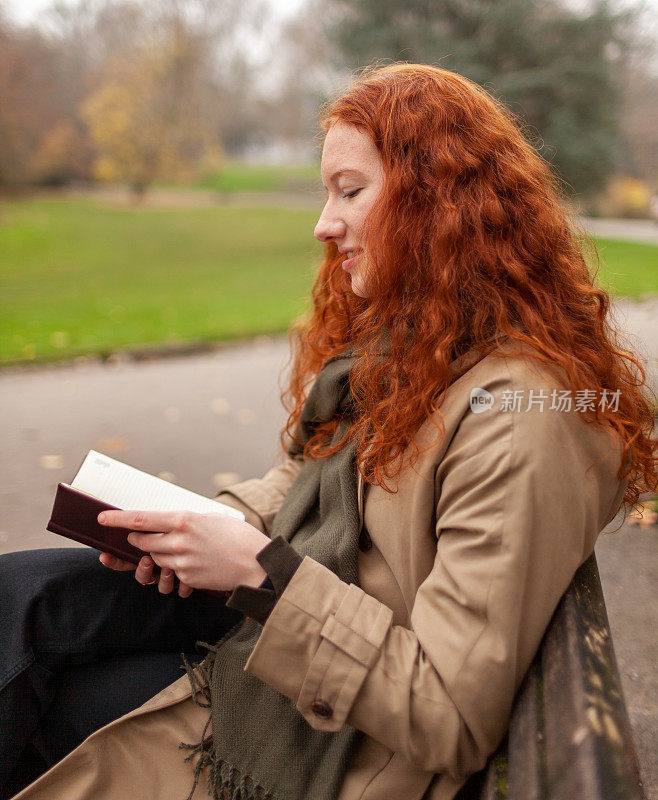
[
  {"xmin": 1, "ymin": 304, "xmax": 656, "ymax": 796},
  {"xmin": 581, "ymin": 217, "xmax": 658, "ymax": 245}
]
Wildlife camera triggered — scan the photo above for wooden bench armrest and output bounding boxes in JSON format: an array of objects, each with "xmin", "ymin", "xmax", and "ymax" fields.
[{"xmin": 456, "ymin": 553, "xmax": 644, "ymax": 800}]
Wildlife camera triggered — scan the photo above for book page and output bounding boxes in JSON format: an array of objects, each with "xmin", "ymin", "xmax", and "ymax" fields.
[{"xmin": 71, "ymin": 450, "xmax": 244, "ymax": 519}]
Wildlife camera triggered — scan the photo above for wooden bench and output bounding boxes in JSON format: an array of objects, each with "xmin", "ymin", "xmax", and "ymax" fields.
[{"xmin": 455, "ymin": 553, "xmax": 645, "ymax": 800}]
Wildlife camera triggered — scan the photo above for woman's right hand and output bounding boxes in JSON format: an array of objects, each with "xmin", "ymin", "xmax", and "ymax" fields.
[{"xmin": 99, "ymin": 552, "xmax": 194, "ymax": 598}]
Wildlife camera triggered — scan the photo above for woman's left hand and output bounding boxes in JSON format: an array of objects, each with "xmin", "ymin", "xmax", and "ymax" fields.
[{"xmin": 97, "ymin": 510, "xmax": 270, "ymax": 596}]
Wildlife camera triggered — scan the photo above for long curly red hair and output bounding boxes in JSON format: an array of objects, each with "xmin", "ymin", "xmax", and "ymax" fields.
[{"xmin": 282, "ymin": 63, "xmax": 656, "ymax": 514}]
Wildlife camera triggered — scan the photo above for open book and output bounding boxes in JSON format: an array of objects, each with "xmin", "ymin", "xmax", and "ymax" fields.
[{"xmin": 47, "ymin": 450, "xmax": 244, "ymax": 595}]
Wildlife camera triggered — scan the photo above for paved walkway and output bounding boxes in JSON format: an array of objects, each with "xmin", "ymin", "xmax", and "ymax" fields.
[
  {"xmin": 613, "ymin": 297, "xmax": 658, "ymax": 392},
  {"xmin": 1, "ymin": 314, "xmax": 656, "ymax": 795},
  {"xmin": 580, "ymin": 217, "xmax": 658, "ymax": 245}
]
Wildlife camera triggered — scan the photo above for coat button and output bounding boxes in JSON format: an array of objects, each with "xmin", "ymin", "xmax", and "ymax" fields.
[
  {"xmin": 310, "ymin": 699, "xmax": 333, "ymax": 719},
  {"xmin": 358, "ymin": 528, "xmax": 372, "ymax": 552}
]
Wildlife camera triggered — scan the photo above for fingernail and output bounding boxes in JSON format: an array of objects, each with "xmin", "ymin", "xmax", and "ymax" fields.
[{"xmin": 98, "ymin": 513, "xmax": 106, "ymax": 524}]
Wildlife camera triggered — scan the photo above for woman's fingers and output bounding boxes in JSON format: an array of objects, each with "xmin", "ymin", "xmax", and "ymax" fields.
[
  {"xmin": 178, "ymin": 581, "xmax": 194, "ymax": 599},
  {"xmin": 98, "ymin": 509, "xmax": 185, "ymax": 534},
  {"xmin": 157, "ymin": 568, "xmax": 175, "ymax": 594},
  {"xmin": 135, "ymin": 555, "xmax": 158, "ymax": 585},
  {"xmin": 99, "ymin": 553, "xmax": 136, "ymax": 571}
]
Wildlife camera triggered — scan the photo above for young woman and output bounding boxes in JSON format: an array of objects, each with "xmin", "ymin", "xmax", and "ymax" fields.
[{"xmin": 2, "ymin": 64, "xmax": 655, "ymax": 800}]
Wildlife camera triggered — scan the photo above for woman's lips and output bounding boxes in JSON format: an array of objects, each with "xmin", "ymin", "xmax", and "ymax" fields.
[{"xmin": 342, "ymin": 252, "xmax": 361, "ymax": 271}]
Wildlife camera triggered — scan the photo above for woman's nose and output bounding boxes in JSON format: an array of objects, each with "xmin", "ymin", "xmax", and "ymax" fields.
[{"xmin": 314, "ymin": 203, "xmax": 346, "ymax": 243}]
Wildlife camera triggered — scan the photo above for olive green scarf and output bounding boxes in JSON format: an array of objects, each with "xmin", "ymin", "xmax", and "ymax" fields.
[{"xmin": 181, "ymin": 349, "xmax": 363, "ymax": 800}]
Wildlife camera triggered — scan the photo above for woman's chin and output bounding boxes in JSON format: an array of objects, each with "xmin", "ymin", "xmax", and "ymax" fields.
[{"xmin": 348, "ymin": 272, "xmax": 371, "ymax": 299}]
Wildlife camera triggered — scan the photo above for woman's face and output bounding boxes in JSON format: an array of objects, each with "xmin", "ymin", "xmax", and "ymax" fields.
[{"xmin": 314, "ymin": 122, "xmax": 385, "ymax": 298}]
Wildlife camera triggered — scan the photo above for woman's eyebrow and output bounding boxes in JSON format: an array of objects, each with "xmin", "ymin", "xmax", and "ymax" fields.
[{"xmin": 322, "ymin": 168, "xmax": 366, "ymax": 189}]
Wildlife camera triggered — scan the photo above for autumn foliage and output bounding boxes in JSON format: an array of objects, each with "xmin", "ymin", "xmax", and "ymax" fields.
[{"xmin": 81, "ymin": 29, "xmax": 222, "ymax": 195}]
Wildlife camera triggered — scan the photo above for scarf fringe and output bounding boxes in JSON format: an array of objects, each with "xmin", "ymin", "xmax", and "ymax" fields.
[
  {"xmin": 180, "ymin": 731, "xmax": 275, "ymax": 800},
  {"xmin": 208, "ymin": 759, "xmax": 276, "ymax": 800},
  {"xmin": 179, "ymin": 712, "xmax": 214, "ymax": 800},
  {"xmin": 180, "ymin": 625, "xmax": 279, "ymax": 800},
  {"xmin": 181, "ymin": 651, "xmax": 212, "ymax": 708}
]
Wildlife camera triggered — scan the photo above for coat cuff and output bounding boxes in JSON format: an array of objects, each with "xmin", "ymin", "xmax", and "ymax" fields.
[
  {"xmin": 242, "ymin": 556, "xmax": 393, "ymax": 732},
  {"xmin": 226, "ymin": 537, "xmax": 303, "ymax": 624}
]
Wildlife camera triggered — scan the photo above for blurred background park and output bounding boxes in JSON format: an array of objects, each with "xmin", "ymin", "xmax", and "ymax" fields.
[
  {"xmin": 1, "ymin": 0, "xmax": 657, "ymax": 792},
  {"xmin": 1, "ymin": 0, "xmax": 658, "ymax": 366}
]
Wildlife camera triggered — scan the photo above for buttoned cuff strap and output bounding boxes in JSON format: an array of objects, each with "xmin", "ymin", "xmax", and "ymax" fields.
[
  {"xmin": 296, "ymin": 579, "xmax": 393, "ymax": 731},
  {"xmin": 242, "ymin": 558, "xmax": 395, "ymax": 732}
]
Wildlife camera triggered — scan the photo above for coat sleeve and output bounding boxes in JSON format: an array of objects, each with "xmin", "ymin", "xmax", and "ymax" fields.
[
  {"xmin": 240, "ymin": 365, "xmax": 628, "ymax": 781},
  {"xmin": 213, "ymin": 457, "xmax": 304, "ymax": 535}
]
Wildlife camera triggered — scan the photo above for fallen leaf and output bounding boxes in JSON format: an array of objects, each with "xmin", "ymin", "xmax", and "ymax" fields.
[
  {"xmin": 93, "ymin": 437, "xmax": 130, "ymax": 453},
  {"xmin": 211, "ymin": 398, "xmax": 230, "ymax": 415},
  {"xmin": 40, "ymin": 455, "xmax": 63, "ymax": 470},
  {"xmin": 234, "ymin": 409, "xmax": 255, "ymax": 425},
  {"xmin": 157, "ymin": 472, "xmax": 176, "ymax": 483}
]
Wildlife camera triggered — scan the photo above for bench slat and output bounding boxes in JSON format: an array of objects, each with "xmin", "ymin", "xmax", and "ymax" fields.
[{"xmin": 540, "ymin": 554, "xmax": 644, "ymax": 800}]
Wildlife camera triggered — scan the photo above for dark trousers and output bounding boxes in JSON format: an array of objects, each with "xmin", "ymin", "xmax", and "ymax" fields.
[{"xmin": 0, "ymin": 547, "xmax": 243, "ymax": 800}]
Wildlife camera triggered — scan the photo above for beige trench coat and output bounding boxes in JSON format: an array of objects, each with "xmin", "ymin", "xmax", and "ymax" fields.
[{"xmin": 12, "ymin": 340, "xmax": 628, "ymax": 800}]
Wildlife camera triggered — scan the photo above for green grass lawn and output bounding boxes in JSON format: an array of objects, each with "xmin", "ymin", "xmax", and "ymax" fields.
[
  {"xmin": 585, "ymin": 238, "xmax": 658, "ymax": 299},
  {"xmin": 1, "ymin": 198, "xmax": 656, "ymax": 365},
  {"xmin": 0, "ymin": 199, "xmax": 321, "ymax": 364}
]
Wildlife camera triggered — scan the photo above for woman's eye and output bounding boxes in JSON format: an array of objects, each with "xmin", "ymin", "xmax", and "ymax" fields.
[{"xmin": 342, "ymin": 188, "xmax": 362, "ymax": 199}]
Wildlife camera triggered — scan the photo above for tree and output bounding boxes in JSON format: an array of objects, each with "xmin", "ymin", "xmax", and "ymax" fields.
[
  {"xmin": 0, "ymin": 0, "xmax": 285, "ymax": 191},
  {"xmin": 0, "ymin": 14, "xmax": 64, "ymax": 189},
  {"xmin": 80, "ymin": 10, "xmax": 223, "ymax": 195},
  {"xmin": 324, "ymin": 0, "xmax": 639, "ymax": 195},
  {"xmin": 613, "ymin": 2, "xmax": 658, "ymax": 188},
  {"xmin": 30, "ymin": 120, "xmax": 93, "ymax": 185}
]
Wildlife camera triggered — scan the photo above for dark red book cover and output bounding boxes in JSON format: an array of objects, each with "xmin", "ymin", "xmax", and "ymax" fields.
[{"xmin": 48, "ymin": 483, "xmax": 144, "ymax": 564}]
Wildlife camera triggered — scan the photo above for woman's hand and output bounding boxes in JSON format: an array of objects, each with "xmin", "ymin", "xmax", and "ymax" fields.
[{"xmin": 97, "ymin": 510, "xmax": 270, "ymax": 597}]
